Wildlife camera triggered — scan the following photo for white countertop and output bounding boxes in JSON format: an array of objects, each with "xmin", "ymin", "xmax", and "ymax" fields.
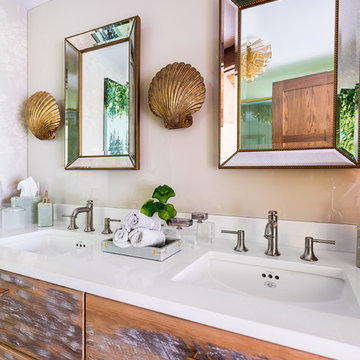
[{"xmin": 0, "ymin": 223, "xmax": 359, "ymax": 360}]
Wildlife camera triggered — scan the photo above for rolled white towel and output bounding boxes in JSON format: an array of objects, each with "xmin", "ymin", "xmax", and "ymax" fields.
[
  {"xmin": 124, "ymin": 211, "xmax": 161, "ymax": 232},
  {"xmin": 113, "ymin": 226, "xmax": 131, "ymax": 248},
  {"xmin": 129, "ymin": 228, "xmax": 166, "ymax": 248}
]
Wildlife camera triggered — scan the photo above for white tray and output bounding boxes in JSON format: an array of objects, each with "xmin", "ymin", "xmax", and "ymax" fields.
[{"xmin": 101, "ymin": 238, "xmax": 183, "ymax": 261}]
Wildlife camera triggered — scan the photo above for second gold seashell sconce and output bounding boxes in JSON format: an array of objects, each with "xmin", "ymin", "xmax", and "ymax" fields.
[
  {"xmin": 25, "ymin": 91, "xmax": 61, "ymax": 140},
  {"xmin": 148, "ymin": 62, "xmax": 206, "ymax": 129}
]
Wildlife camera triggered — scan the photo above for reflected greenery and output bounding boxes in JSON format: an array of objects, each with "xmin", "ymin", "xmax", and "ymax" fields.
[
  {"xmin": 104, "ymin": 78, "xmax": 129, "ymax": 155},
  {"xmin": 104, "ymin": 79, "xmax": 129, "ymax": 118},
  {"xmin": 337, "ymin": 84, "xmax": 359, "ymax": 159}
]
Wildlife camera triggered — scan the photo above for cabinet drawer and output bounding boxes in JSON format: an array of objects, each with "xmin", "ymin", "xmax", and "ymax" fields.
[
  {"xmin": 0, "ymin": 270, "xmax": 83, "ymax": 360},
  {"xmin": 86, "ymin": 294, "xmax": 330, "ymax": 360}
]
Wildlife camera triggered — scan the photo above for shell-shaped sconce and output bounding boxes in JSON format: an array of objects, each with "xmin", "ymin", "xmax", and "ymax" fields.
[
  {"xmin": 25, "ymin": 91, "xmax": 61, "ymax": 140},
  {"xmin": 148, "ymin": 62, "xmax": 206, "ymax": 129}
]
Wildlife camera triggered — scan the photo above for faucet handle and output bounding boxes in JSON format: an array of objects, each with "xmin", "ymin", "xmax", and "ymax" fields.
[
  {"xmin": 101, "ymin": 217, "xmax": 121, "ymax": 235},
  {"xmin": 221, "ymin": 229, "xmax": 248, "ymax": 252},
  {"xmin": 300, "ymin": 236, "xmax": 335, "ymax": 262},
  {"xmin": 267, "ymin": 210, "xmax": 277, "ymax": 220},
  {"xmin": 166, "ymin": 218, "xmax": 193, "ymax": 229}
]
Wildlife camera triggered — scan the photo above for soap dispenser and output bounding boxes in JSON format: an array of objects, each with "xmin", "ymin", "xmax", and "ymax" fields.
[{"xmin": 38, "ymin": 190, "xmax": 53, "ymax": 227}]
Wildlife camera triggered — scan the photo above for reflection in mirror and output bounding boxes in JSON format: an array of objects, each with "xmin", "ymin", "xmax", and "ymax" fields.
[
  {"xmin": 336, "ymin": 1, "xmax": 359, "ymax": 162},
  {"xmin": 65, "ymin": 17, "xmax": 140, "ymax": 169},
  {"xmin": 220, "ymin": 0, "xmax": 360, "ymax": 168}
]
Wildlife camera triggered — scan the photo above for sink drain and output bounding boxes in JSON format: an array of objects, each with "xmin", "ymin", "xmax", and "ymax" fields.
[{"xmin": 264, "ymin": 281, "xmax": 277, "ymax": 288}]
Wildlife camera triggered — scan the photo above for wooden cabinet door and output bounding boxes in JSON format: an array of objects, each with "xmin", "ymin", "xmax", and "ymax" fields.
[
  {"xmin": 86, "ymin": 294, "xmax": 329, "ymax": 360},
  {"xmin": 0, "ymin": 270, "xmax": 83, "ymax": 360},
  {"xmin": 272, "ymin": 71, "xmax": 334, "ymax": 149},
  {"xmin": 0, "ymin": 342, "xmax": 37, "ymax": 360}
]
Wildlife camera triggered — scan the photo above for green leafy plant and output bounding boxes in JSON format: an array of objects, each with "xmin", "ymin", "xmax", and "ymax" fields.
[{"xmin": 141, "ymin": 185, "xmax": 177, "ymax": 221}]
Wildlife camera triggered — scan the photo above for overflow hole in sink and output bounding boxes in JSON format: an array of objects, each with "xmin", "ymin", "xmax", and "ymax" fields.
[{"xmin": 261, "ymin": 272, "xmax": 280, "ymax": 280}]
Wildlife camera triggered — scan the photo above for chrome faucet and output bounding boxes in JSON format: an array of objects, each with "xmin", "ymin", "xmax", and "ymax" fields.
[
  {"xmin": 300, "ymin": 237, "xmax": 335, "ymax": 262},
  {"xmin": 101, "ymin": 217, "xmax": 121, "ymax": 235},
  {"xmin": 221, "ymin": 229, "xmax": 248, "ymax": 252},
  {"xmin": 67, "ymin": 200, "xmax": 95, "ymax": 232},
  {"xmin": 264, "ymin": 210, "xmax": 280, "ymax": 256}
]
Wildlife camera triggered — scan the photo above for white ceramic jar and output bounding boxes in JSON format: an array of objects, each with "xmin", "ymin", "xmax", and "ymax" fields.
[{"xmin": 2, "ymin": 205, "xmax": 26, "ymax": 229}]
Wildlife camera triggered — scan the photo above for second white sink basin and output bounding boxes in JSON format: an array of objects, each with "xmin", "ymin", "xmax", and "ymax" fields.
[
  {"xmin": 0, "ymin": 229, "xmax": 100, "ymax": 256},
  {"xmin": 172, "ymin": 251, "xmax": 360, "ymax": 317}
]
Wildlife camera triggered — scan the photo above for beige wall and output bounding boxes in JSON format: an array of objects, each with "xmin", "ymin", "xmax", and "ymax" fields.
[
  {"xmin": 27, "ymin": 0, "xmax": 360, "ymax": 225},
  {"xmin": 0, "ymin": 0, "xmax": 27, "ymax": 201}
]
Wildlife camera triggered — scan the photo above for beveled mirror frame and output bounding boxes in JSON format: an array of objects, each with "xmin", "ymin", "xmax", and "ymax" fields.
[
  {"xmin": 64, "ymin": 16, "xmax": 140, "ymax": 170},
  {"xmin": 219, "ymin": 0, "xmax": 360, "ymax": 168}
]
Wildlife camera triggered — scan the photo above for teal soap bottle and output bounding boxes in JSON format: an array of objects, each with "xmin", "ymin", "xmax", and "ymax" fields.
[{"xmin": 38, "ymin": 190, "xmax": 53, "ymax": 227}]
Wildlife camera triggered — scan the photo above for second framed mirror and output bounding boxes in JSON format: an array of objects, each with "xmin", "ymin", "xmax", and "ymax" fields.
[{"xmin": 219, "ymin": 0, "xmax": 360, "ymax": 168}]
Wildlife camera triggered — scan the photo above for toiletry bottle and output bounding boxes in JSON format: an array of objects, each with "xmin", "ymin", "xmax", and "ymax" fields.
[
  {"xmin": 191, "ymin": 212, "xmax": 214, "ymax": 244},
  {"xmin": 38, "ymin": 190, "xmax": 53, "ymax": 227}
]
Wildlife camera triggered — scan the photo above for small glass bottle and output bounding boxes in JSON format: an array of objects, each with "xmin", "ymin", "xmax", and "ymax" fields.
[
  {"xmin": 191, "ymin": 212, "xmax": 214, "ymax": 244},
  {"xmin": 38, "ymin": 190, "xmax": 53, "ymax": 227}
]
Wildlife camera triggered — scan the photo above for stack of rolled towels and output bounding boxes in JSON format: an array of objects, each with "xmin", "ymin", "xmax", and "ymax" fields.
[{"xmin": 113, "ymin": 211, "xmax": 166, "ymax": 248}]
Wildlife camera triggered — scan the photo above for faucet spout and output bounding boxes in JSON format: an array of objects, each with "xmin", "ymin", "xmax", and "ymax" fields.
[
  {"xmin": 67, "ymin": 200, "xmax": 95, "ymax": 232},
  {"xmin": 264, "ymin": 210, "xmax": 280, "ymax": 256}
]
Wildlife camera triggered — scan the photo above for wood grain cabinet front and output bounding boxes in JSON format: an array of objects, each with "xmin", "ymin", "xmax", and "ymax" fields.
[
  {"xmin": 0, "ymin": 270, "xmax": 83, "ymax": 360},
  {"xmin": 85, "ymin": 293, "xmax": 330, "ymax": 360},
  {"xmin": 0, "ymin": 342, "xmax": 37, "ymax": 360}
]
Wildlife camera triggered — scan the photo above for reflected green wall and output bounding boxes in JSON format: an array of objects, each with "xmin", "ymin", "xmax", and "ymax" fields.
[{"xmin": 240, "ymin": 100, "xmax": 272, "ymax": 149}]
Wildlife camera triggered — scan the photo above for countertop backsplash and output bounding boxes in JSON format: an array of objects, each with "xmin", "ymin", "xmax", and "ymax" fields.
[{"xmin": 54, "ymin": 204, "xmax": 357, "ymax": 254}]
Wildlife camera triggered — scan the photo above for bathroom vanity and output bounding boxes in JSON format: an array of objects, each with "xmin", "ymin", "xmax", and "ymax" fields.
[
  {"xmin": 0, "ymin": 211, "xmax": 359, "ymax": 360},
  {"xmin": 0, "ymin": 269, "xmax": 325, "ymax": 360}
]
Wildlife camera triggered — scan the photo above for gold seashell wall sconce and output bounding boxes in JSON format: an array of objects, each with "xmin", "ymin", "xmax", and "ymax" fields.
[
  {"xmin": 148, "ymin": 62, "xmax": 206, "ymax": 129},
  {"xmin": 25, "ymin": 91, "xmax": 61, "ymax": 140}
]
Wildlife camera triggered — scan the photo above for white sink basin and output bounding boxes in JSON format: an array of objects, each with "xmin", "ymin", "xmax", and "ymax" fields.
[
  {"xmin": 172, "ymin": 251, "xmax": 360, "ymax": 317},
  {"xmin": 0, "ymin": 229, "xmax": 100, "ymax": 256}
]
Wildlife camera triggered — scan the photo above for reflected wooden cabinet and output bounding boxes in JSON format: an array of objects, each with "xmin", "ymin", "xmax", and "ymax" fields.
[
  {"xmin": 0, "ymin": 270, "xmax": 83, "ymax": 360},
  {"xmin": 272, "ymin": 71, "xmax": 334, "ymax": 150},
  {"xmin": 85, "ymin": 294, "xmax": 329, "ymax": 360}
]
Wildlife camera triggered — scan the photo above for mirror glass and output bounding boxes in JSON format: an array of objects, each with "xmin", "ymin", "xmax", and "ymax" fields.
[
  {"xmin": 336, "ymin": 1, "xmax": 360, "ymax": 163},
  {"xmin": 220, "ymin": 0, "xmax": 360, "ymax": 168},
  {"xmin": 65, "ymin": 17, "xmax": 140, "ymax": 169}
]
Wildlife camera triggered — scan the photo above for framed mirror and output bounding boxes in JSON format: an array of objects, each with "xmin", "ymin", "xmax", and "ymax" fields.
[
  {"xmin": 219, "ymin": 0, "xmax": 360, "ymax": 168},
  {"xmin": 65, "ymin": 16, "xmax": 140, "ymax": 170}
]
